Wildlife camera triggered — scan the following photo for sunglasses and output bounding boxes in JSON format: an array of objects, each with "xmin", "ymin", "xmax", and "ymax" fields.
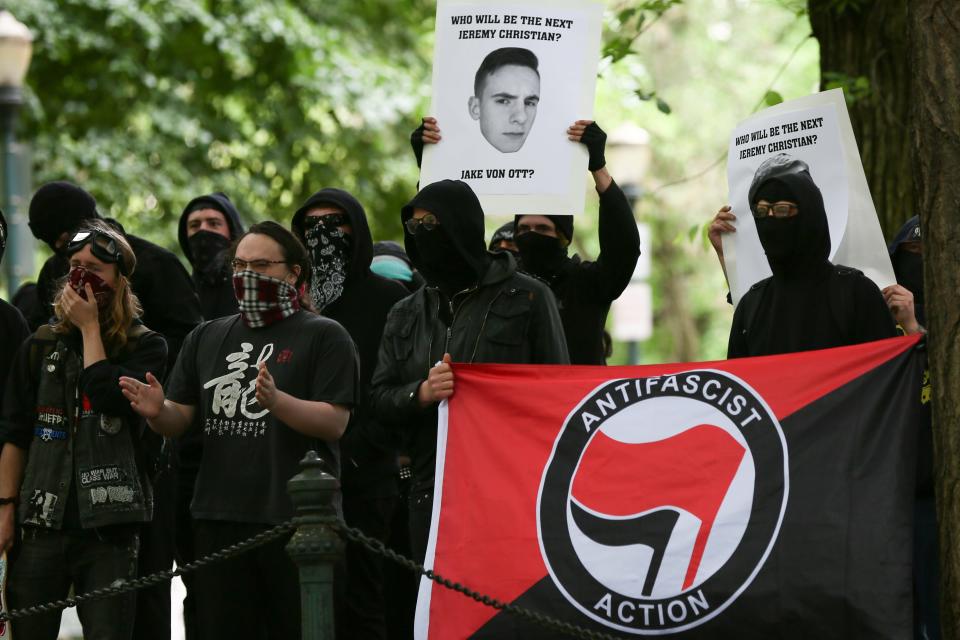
[
  {"xmin": 303, "ymin": 213, "xmax": 350, "ymax": 230},
  {"xmin": 66, "ymin": 230, "xmax": 128, "ymax": 275},
  {"xmin": 404, "ymin": 214, "xmax": 440, "ymax": 235}
]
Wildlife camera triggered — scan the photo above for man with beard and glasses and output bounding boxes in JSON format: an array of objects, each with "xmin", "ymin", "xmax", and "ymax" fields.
[
  {"xmin": 27, "ymin": 181, "xmax": 202, "ymax": 640},
  {"xmin": 711, "ymin": 154, "xmax": 896, "ymax": 358},
  {"xmin": 122, "ymin": 221, "xmax": 358, "ymax": 640},
  {"xmin": 291, "ymin": 188, "xmax": 409, "ymax": 640},
  {"xmin": 173, "ymin": 193, "xmax": 244, "ymax": 638},
  {"xmin": 370, "ymin": 179, "xmax": 569, "ymax": 564},
  {"xmin": 178, "ymin": 192, "xmax": 245, "ymax": 321},
  {"xmin": 412, "ymin": 119, "xmax": 639, "ymax": 364}
]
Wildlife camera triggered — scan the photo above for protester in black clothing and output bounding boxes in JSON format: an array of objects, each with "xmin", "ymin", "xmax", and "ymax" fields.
[
  {"xmin": 28, "ymin": 181, "xmax": 202, "ymax": 640},
  {"xmin": 178, "ymin": 192, "xmax": 245, "ymax": 321},
  {"xmin": 721, "ymin": 154, "xmax": 896, "ymax": 358},
  {"xmin": 371, "ymin": 179, "xmax": 569, "ymax": 564},
  {"xmin": 489, "ymin": 220, "xmax": 518, "ymax": 254},
  {"xmin": 0, "ymin": 209, "xmax": 30, "ymax": 416},
  {"xmin": 886, "ymin": 215, "xmax": 939, "ymax": 640},
  {"xmin": 0, "ymin": 220, "xmax": 167, "ymax": 640},
  {"xmin": 292, "ymin": 187, "xmax": 409, "ymax": 639},
  {"xmin": 122, "ymin": 221, "xmax": 358, "ymax": 640},
  {"xmin": 372, "ymin": 240, "xmax": 424, "ymax": 292},
  {"xmin": 512, "ymin": 120, "xmax": 640, "ymax": 364},
  {"xmin": 414, "ymin": 118, "xmax": 639, "ymax": 364}
]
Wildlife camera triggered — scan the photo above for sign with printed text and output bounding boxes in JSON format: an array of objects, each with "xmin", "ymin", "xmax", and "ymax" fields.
[
  {"xmin": 417, "ymin": 336, "xmax": 922, "ymax": 638},
  {"xmin": 724, "ymin": 89, "xmax": 896, "ymax": 305},
  {"xmin": 420, "ymin": 0, "xmax": 603, "ymax": 216}
]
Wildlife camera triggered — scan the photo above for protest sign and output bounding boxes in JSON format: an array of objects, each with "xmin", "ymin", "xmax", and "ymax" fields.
[
  {"xmin": 724, "ymin": 89, "xmax": 896, "ymax": 305},
  {"xmin": 420, "ymin": 0, "xmax": 603, "ymax": 216}
]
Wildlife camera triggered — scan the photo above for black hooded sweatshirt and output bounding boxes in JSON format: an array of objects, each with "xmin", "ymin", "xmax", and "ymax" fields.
[
  {"xmin": 728, "ymin": 156, "xmax": 896, "ymax": 357},
  {"xmin": 293, "ymin": 188, "xmax": 410, "ymax": 497},
  {"xmin": 888, "ymin": 215, "xmax": 925, "ymax": 326},
  {"xmin": 177, "ymin": 192, "xmax": 245, "ymax": 321},
  {"xmin": 514, "ymin": 181, "xmax": 640, "ymax": 364},
  {"xmin": 371, "ymin": 180, "xmax": 569, "ymax": 492}
]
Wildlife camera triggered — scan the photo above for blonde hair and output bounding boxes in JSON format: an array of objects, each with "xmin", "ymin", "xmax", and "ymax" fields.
[{"xmin": 52, "ymin": 220, "xmax": 143, "ymax": 351}]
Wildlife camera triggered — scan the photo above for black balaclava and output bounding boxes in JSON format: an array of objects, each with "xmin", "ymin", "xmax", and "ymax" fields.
[
  {"xmin": 512, "ymin": 214, "xmax": 574, "ymax": 280},
  {"xmin": 401, "ymin": 180, "xmax": 490, "ymax": 298},
  {"xmin": 515, "ymin": 232, "xmax": 568, "ymax": 279},
  {"xmin": 749, "ymin": 155, "xmax": 831, "ymax": 280},
  {"xmin": 28, "ymin": 181, "xmax": 100, "ymax": 253},
  {"xmin": 489, "ymin": 221, "xmax": 517, "ymax": 253},
  {"xmin": 888, "ymin": 216, "xmax": 924, "ymax": 324},
  {"xmin": 178, "ymin": 192, "xmax": 245, "ymax": 284}
]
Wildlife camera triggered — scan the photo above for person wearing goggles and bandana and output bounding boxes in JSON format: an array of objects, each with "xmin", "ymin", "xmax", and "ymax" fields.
[
  {"xmin": 290, "ymin": 188, "xmax": 409, "ymax": 639},
  {"xmin": 120, "ymin": 221, "xmax": 358, "ymax": 640},
  {"xmin": 0, "ymin": 220, "xmax": 167, "ymax": 640}
]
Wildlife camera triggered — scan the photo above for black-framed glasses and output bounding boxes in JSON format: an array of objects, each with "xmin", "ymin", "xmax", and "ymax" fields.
[
  {"xmin": 304, "ymin": 212, "xmax": 350, "ymax": 230},
  {"xmin": 66, "ymin": 230, "xmax": 128, "ymax": 275},
  {"xmin": 753, "ymin": 202, "xmax": 799, "ymax": 219},
  {"xmin": 231, "ymin": 258, "xmax": 288, "ymax": 272},
  {"xmin": 404, "ymin": 214, "xmax": 440, "ymax": 235}
]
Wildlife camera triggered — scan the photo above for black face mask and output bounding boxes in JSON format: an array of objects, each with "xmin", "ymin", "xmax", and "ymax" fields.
[
  {"xmin": 893, "ymin": 250, "xmax": 924, "ymax": 307},
  {"xmin": 516, "ymin": 232, "xmax": 567, "ymax": 279},
  {"xmin": 188, "ymin": 231, "xmax": 231, "ymax": 279},
  {"xmin": 755, "ymin": 217, "xmax": 801, "ymax": 261},
  {"xmin": 414, "ymin": 229, "xmax": 475, "ymax": 295}
]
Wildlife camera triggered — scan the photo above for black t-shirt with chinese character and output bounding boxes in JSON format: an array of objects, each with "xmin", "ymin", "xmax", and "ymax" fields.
[{"xmin": 166, "ymin": 310, "xmax": 358, "ymax": 524}]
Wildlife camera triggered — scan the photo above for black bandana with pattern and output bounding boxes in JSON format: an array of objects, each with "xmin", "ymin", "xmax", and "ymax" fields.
[{"xmin": 305, "ymin": 220, "xmax": 352, "ymax": 312}]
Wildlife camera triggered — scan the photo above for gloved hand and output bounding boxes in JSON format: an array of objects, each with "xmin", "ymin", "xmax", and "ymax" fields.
[{"xmin": 578, "ymin": 121, "xmax": 607, "ymax": 171}]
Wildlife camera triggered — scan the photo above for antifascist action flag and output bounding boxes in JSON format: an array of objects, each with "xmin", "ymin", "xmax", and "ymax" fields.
[{"xmin": 416, "ymin": 335, "xmax": 924, "ymax": 639}]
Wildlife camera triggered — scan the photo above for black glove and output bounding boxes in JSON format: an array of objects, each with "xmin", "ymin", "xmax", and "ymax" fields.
[
  {"xmin": 579, "ymin": 122, "xmax": 607, "ymax": 171},
  {"xmin": 410, "ymin": 119, "xmax": 426, "ymax": 168}
]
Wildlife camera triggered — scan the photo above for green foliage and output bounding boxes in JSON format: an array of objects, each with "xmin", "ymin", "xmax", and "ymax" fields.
[
  {"xmin": 17, "ymin": 0, "xmax": 433, "ymax": 248},
  {"xmin": 602, "ymin": 0, "xmax": 683, "ymax": 65},
  {"xmin": 763, "ymin": 90, "xmax": 784, "ymax": 106},
  {"xmin": 822, "ymin": 71, "xmax": 872, "ymax": 103}
]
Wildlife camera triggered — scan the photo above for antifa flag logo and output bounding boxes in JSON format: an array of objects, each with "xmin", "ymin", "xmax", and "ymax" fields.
[{"xmin": 538, "ymin": 370, "xmax": 788, "ymax": 634}]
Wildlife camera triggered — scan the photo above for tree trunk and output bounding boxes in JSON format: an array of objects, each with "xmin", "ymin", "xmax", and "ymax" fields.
[
  {"xmin": 909, "ymin": 2, "xmax": 960, "ymax": 637},
  {"xmin": 808, "ymin": 0, "xmax": 913, "ymax": 239}
]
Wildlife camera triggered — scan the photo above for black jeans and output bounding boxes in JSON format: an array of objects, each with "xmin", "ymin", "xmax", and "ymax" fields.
[
  {"xmin": 9, "ymin": 526, "xmax": 139, "ymax": 640},
  {"xmin": 408, "ymin": 488, "xmax": 434, "ymax": 566},
  {"xmin": 193, "ymin": 520, "xmax": 300, "ymax": 640}
]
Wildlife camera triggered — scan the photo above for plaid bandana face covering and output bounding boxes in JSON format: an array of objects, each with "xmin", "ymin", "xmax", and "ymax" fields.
[{"xmin": 232, "ymin": 270, "xmax": 300, "ymax": 328}]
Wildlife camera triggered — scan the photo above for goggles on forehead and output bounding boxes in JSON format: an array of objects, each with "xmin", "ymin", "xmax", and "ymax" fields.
[
  {"xmin": 910, "ymin": 224, "xmax": 921, "ymax": 241},
  {"xmin": 66, "ymin": 230, "xmax": 128, "ymax": 275}
]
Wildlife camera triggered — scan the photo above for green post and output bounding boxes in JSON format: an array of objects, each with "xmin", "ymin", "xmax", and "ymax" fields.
[{"xmin": 286, "ymin": 450, "xmax": 343, "ymax": 640}]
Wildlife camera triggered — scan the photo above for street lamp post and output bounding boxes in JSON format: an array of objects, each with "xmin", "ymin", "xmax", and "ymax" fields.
[{"xmin": 0, "ymin": 10, "xmax": 33, "ymax": 298}]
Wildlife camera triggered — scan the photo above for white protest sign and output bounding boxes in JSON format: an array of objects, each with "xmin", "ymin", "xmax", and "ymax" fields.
[
  {"xmin": 724, "ymin": 89, "xmax": 896, "ymax": 305},
  {"xmin": 420, "ymin": 0, "xmax": 603, "ymax": 216}
]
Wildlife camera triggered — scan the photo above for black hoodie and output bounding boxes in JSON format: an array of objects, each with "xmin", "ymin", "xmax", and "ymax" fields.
[
  {"xmin": 372, "ymin": 180, "xmax": 569, "ymax": 495},
  {"xmin": 728, "ymin": 156, "xmax": 896, "ymax": 357},
  {"xmin": 292, "ymin": 188, "xmax": 410, "ymax": 496},
  {"xmin": 888, "ymin": 215, "xmax": 924, "ymax": 326},
  {"xmin": 177, "ymin": 192, "xmax": 245, "ymax": 321}
]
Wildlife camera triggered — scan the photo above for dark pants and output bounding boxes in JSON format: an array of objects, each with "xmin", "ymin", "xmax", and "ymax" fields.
[
  {"xmin": 175, "ymin": 465, "xmax": 200, "ymax": 640},
  {"xmin": 193, "ymin": 520, "xmax": 300, "ymax": 640},
  {"xmin": 9, "ymin": 526, "xmax": 139, "ymax": 640},
  {"xmin": 132, "ymin": 466, "xmax": 175, "ymax": 640},
  {"xmin": 408, "ymin": 488, "xmax": 434, "ymax": 566},
  {"xmin": 338, "ymin": 493, "xmax": 397, "ymax": 640},
  {"xmin": 914, "ymin": 494, "xmax": 941, "ymax": 640},
  {"xmin": 384, "ymin": 470, "xmax": 418, "ymax": 640}
]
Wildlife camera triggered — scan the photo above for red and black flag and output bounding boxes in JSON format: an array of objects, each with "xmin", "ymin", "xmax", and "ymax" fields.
[{"xmin": 416, "ymin": 335, "xmax": 924, "ymax": 639}]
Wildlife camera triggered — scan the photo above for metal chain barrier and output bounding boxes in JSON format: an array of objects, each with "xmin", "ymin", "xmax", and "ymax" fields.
[
  {"xmin": 332, "ymin": 521, "xmax": 626, "ymax": 640},
  {"xmin": 0, "ymin": 521, "xmax": 295, "ymax": 622},
  {"xmin": 0, "ymin": 517, "xmax": 626, "ymax": 639}
]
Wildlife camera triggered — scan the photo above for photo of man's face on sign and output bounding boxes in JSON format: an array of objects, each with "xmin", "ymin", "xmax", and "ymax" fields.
[{"xmin": 467, "ymin": 47, "xmax": 541, "ymax": 153}]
